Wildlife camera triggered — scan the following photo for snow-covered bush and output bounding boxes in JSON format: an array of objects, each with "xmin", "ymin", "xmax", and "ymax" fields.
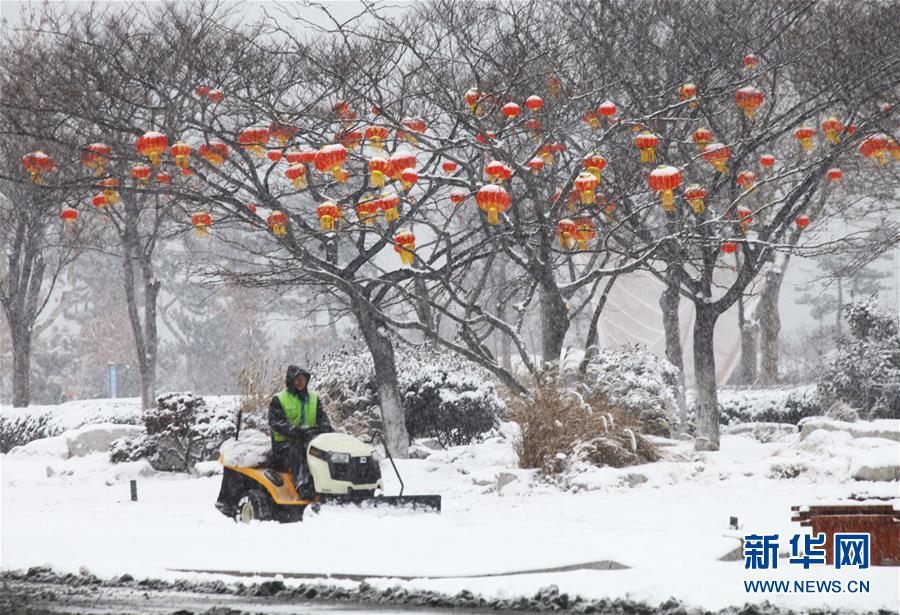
[
  {"xmin": 314, "ymin": 343, "xmax": 504, "ymax": 446},
  {"xmin": 716, "ymin": 386, "xmax": 821, "ymax": 426},
  {"xmin": 109, "ymin": 393, "xmax": 261, "ymax": 471},
  {"xmin": 817, "ymin": 299, "xmax": 900, "ymax": 420},
  {"xmin": 510, "ymin": 385, "xmax": 658, "ymax": 475},
  {"xmin": 0, "ymin": 401, "xmax": 140, "ymax": 453},
  {"xmin": 573, "ymin": 345, "xmax": 681, "ymax": 436}
]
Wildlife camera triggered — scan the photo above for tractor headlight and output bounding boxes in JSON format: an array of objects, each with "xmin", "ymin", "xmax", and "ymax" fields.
[{"xmin": 330, "ymin": 452, "xmax": 350, "ymax": 464}]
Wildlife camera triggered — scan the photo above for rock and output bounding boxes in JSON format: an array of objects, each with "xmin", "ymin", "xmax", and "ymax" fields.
[
  {"xmin": 45, "ymin": 465, "xmax": 55, "ymax": 477},
  {"xmin": 192, "ymin": 461, "xmax": 223, "ymax": 476},
  {"xmin": 66, "ymin": 424, "xmax": 145, "ymax": 457},
  {"xmin": 407, "ymin": 445, "xmax": 432, "ymax": 460},
  {"xmin": 622, "ymin": 472, "xmax": 649, "ymax": 487},
  {"xmin": 495, "ymin": 471, "xmax": 519, "ymax": 494},
  {"xmin": 799, "ymin": 417, "xmax": 900, "ymax": 443},
  {"xmin": 724, "ymin": 422, "xmax": 797, "ymax": 443},
  {"xmin": 850, "ymin": 446, "xmax": 900, "ymax": 481},
  {"xmin": 10, "ymin": 435, "xmax": 71, "ymax": 459}
]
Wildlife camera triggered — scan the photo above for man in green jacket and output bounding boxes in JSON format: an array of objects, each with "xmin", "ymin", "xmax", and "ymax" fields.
[{"xmin": 268, "ymin": 365, "xmax": 333, "ymax": 498}]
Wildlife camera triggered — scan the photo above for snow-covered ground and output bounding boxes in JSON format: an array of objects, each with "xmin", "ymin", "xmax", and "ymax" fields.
[{"xmin": 1, "ymin": 399, "xmax": 898, "ymax": 612}]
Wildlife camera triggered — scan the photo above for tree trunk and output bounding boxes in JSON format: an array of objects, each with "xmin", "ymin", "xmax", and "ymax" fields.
[
  {"xmin": 10, "ymin": 322, "xmax": 33, "ymax": 407},
  {"xmin": 738, "ymin": 296, "xmax": 759, "ymax": 384},
  {"xmin": 692, "ymin": 306, "xmax": 720, "ymax": 451},
  {"xmin": 539, "ymin": 282, "xmax": 569, "ymax": 367},
  {"xmin": 757, "ymin": 276, "xmax": 780, "ymax": 385},
  {"xmin": 659, "ymin": 271, "xmax": 687, "ymax": 425},
  {"xmin": 351, "ymin": 295, "xmax": 410, "ymax": 458},
  {"xmin": 120, "ymin": 225, "xmax": 160, "ymax": 411}
]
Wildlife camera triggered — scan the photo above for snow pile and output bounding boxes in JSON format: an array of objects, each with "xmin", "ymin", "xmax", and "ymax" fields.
[
  {"xmin": 219, "ymin": 428, "xmax": 271, "ymax": 467},
  {"xmin": 768, "ymin": 417, "xmax": 899, "ymax": 482}
]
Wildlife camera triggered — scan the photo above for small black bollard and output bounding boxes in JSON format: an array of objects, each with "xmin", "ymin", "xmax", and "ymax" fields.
[
  {"xmin": 130, "ymin": 480, "xmax": 138, "ymax": 502},
  {"xmin": 729, "ymin": 516, "xmax": 739, "ymax": 529}
]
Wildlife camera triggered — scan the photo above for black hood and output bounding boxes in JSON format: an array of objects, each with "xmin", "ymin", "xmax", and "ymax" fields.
[{"xmin": 285, "ymin": 365, "xmax": 312, "ymax": 395}]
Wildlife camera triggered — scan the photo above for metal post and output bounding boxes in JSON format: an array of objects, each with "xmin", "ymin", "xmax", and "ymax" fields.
[
  {"xmin": 107, "ymin": 362, "xmax": 118, "ymax": 398},
  {"xmin": 130, "ymin": 480, "xmax": 138, "ymax": 502}
]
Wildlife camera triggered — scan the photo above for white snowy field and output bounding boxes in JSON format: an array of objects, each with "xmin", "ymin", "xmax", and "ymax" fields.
[{"xmin": 1, "ymin": 399, "xmax": 899, "ymax": 612}]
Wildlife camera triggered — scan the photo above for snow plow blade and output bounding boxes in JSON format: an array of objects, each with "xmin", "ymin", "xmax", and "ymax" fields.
[{"xmin": 340, "ymin": 494, "xmax": 441, "ymax": 512}]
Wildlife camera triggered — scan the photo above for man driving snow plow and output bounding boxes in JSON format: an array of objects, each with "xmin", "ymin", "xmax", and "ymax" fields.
[
  {"xmin": 268, "ymin": 365, "xmax": 331, "ymax": 499},
  {"xmin": 215, "ymin": 365, "xmax": 441, "ymax": 523}
]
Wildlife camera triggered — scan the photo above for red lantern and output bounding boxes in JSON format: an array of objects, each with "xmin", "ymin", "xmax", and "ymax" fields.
[
  {"xmin": 246, "ymin": 203, "xmax": 257, "ymax": 214},
  {"xmin": 556, "ymin": 218, "xmax": 577, "ymax": 249},
  {"xmin": 692, "ymin": 127, "xmax": 713, "ymax": 149},
  {"xmin": 317, "ymin": 201, "xmax": 341, "ymax": 231},
  {"xmin": 538, "ymin": 144, "xmax": 555, "ymax": 165},
  {"xmin": 380, "ymin": 190, "xmax": 401, "ymax": 221},
  {"xmin": 368, "ymin": 156, "xmax": 389, "ymax": 188},
  {"xmin": 795, "ymin": 214, "xmax": 810, "ymax": 230},
  {"xmin": 527, "ymin": 157, "xmax": 544, "ymax": 173},
  {"xmin": 826, "ymin": 168, "xmax": 843, "ymax": 182},
  {"xmin": 721, "ymin": 241, "xmax": 738, "ymax": 254},
  {"xmin": 355, "ymin": 195, "xmax": 379, "ymax": 225},
  {"xmin": 476, "ymin": 184, "xmax": 511, "ymax": 225},
  {"xmin": 136, "ymin": 131, "xmax": 168, "ymax": 166},
  {"xmin": 525, "ymin": 95, "xmax": 543, "ymax": 112},
  {"xmin": 315, "ymin": 144, "xmax": 348, "ymax": 182},
  {"xmin": 596, "ymin": 100, "xmax": 617, "ymax": 120},
  {"xmin": 239, "ymin": 127, "xmax": 270, "ymax": 157},
  {"xmin": 98, "ymin": 178, "xmax": 119, "ymax": 205},
  {"xmin": 194, "ymin": 85, "xmax": 210, "ymax": 98},
  {"xmin": 450, "ymin": 189, "xmax": 467, "ymax": 204},
  {"xmin": 648, "ymin": 165, "xmax": 682, "ymax": 212},
  {"xmin": 156, "ymin": 173, "xmax": 172, "ymax": 185},
  {"xmin": 399, "ymin": 117, "xmax": 426, "ymax": 146},
  {"xmin": 269, "ymin": 122, "xmax": 299, "ymax": 146},
  {"xmin": 680, "ymin": 83, "xmax": 698, "ymax": 108},
  {"xmin": 859, "ymin": 134, "xmax": 890, "ymax": 165},
  {"xmin": 583, "ymin": 153, "xmax": 607, "ymax": 182},
  {"xmin": 284, "ymin": 163, "xmax": 307, "ymax": 189},
  {"xmin": 574, "ymin": 217, "xmax": 597, "ymax": 250},
  {"xmin": 820, "ymin": 117, "xmax": 844, "ymax": 144},
  {"xmin": 735, "ymin": 206, "xmax": 753, "ymax": 227},
  {"xmin": 22, "ymin": 151, "xmax": 54, "ymax": 184},
  {"xmin": 394, "ymin": 230, "xmax": 416, "ymax": 266},
  {"xmin": 635, "ymin": 131, "xmax": 659, "ymax": 163},
  {"xmin": 267, "ymin": 150, "xmax": 283, "ymax": 163},
  {"xmin": 60, "ymin": 207, "xmax": 78, "ymax": 224},
  {"xmin": 130, "ymin": 164, "xmax": 152, "ymax": 184},
  {"xmin": 502, "ymin": 102, "xmax": 520, "ymax": 119},
  {"xmin": 207, "ymin": 89, "xmax": 224, "ymax": 104},
  {"xmin": 574, "ymin": 172, "xmax": 599, "ymax": 206},
  {"xmin": 336, "ymin": 130, "xmax": 363, "ymax": 151},
  {"xmin": 735, "ymin": 86, "xmax": 765, "ymax": 119},
  {"xmin": 170, "ymin": 141, "xmax": 192, "ymax": 170},
  {"xmin": 387, "ymin": 150, "xmax": 416, "ymax": 181},
  {"xmin": 442, "ymin": 160, "xmax": 458, "ymax": 174},
  {"xmin": 465, "ymin": 88, "xmax": 486, "ymax": 116},
  {"xmin": 267, "ymin": 210, "xmax": 288, "ymax": 236},
  {"xmin": 485, "ymin": 160, "xmax": 512, "ymax": 184},
  {"xmin": 743, "ymin": 53, "xmax": 759, "ymax": 70},
  {"xmin": 81, "ymin": 143, "xmax": 111, "ymax": 175},
  {"xmin": 683, "ymin": 183, "xmax": 707, "ymax": 215},
  {"xmin": 524, "ymin": 118, "xmax": 542, "ymax": 137},
  {"xmin": 736, "ymin": 170, "xmax": 756, "ymax": 191},
  {"xmin": 365, "ymin": 125, "xmax": 389, "ymax": 150},
  {"xmin": 285, "ymin": 151, "xmax": 303, "ymax": 164},
  {"xmin": 191, "ymin": 212, "xmax": 212, "ymax": 238},
  {"xmin": 400, "ymin": 168, "xmax": 419, "ymax": 191},
  {"xmin": 759, "ymin": 154, "xmax": 776, "ymax": 169},
  {"xmin": 702, "ymin": 143, "xmax": 731, "ymax": 173},
  {"xmin": 794, "ymin": 126, "xmax": 816, "ymax": 152},
  {"xmin": 199, "ymin": 141, "xmax": 228, "ymax": 167},
  {"xmin": 91, "ymin": 193, "xmax": 108, "ymax": 208}
]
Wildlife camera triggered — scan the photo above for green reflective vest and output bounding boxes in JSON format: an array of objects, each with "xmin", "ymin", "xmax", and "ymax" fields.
[{"xmin": 272, "ymin": 389, "xmax": 318, "ymax": 442}]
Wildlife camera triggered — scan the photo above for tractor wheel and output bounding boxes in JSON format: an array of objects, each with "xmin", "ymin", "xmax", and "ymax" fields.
[{"xmin": 236, "ymin": 490, "xmax": 273, "ymax": 523}]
